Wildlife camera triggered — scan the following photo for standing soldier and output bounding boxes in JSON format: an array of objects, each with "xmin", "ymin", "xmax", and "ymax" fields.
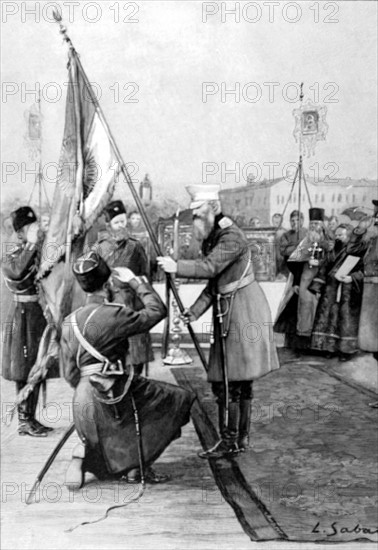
[
  {"xmin": 94, "ymin": 200, "xmax": 153, "ymax": 375},
  {"xmin": 61, "ymin": 251, "xmax": 194, "ymax": 487},
  {"xmin": 2, "ymin": 206, "xmax": 51, "ymax": 436},
  {"xmin": 157, "ymin": 185, "xmax": 280, "ymax": 459}
]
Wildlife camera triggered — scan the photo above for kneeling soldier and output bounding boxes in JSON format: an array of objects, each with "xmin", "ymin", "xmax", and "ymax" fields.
[{"xmin": 61, "ymin": 251, "xmax": 194, "ymax": 488}]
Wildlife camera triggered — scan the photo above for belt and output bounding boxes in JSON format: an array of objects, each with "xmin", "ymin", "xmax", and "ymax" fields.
[
  {"xmin": 364, "ymin": 276, "xmax": 378, "ymax": 283},
  {"xmin": 218, "ymin": 272, "xmax": 255, "ymax": 295},
  {"xmin": 80, "ymin": 363, "xmax": 106, "ymax": 377},
  {"xmin": 13, "ymin": 294, "xmax": 39, "ymax": 303}
]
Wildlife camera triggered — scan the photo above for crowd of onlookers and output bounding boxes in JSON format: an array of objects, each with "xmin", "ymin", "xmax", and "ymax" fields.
[{"xmin": 272, "ymin": 203, "xmax": 378, "ymax": 368}]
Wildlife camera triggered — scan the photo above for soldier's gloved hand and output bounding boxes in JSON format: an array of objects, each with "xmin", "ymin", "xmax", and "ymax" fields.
[
  {"xmin": 157, "ymin": 256, "xmax": 177, "ymax": 273},
  {"xmin": 180, "ymin": 308, "xmax": 196, "ymax": 325},
  {"xmin": 112, "ymin": 267, "xmax": 136, "ymax": 283},
  {"xmin": 26, "ymin": 222, "xmax": 40, "ymax": 245}
]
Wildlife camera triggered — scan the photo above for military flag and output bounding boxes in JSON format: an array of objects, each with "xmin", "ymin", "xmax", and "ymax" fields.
[{"xmin": 10, "ymin": 45, "xmax": 120, "ymax": 413}]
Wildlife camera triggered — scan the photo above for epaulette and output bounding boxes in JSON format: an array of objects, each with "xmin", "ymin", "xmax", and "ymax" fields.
[{"xmin": 218, "ymin": 216, "xmax": 233, "ymax": 229}]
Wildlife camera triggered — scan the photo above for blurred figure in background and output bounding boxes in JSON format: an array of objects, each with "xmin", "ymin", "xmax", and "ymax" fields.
[
  {"xmin": 271, "ymin": 213, "xmax": 288, "ymax": 278},
  {"xmin": 94, "ymin": 201, "xmax": 154, "ymax": 375},
  {"xmin": 249, "ymin": 217, "xmax": 261, "ymax": 228},
  {"xmin": 359, "ymin": 200, "xmax": 378, "ymax": 372},
  {"xmin": 311, "ymin": 223, "xmax": 367, "ymax": 361}
]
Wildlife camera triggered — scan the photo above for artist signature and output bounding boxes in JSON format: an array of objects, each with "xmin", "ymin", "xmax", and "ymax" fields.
[{"xmin": 312, "ymin": 522, "xmax": 378, "ymax": 537}]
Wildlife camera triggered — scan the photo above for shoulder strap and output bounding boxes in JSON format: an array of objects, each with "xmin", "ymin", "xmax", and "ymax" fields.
[{"xmin": 73, "ymin": 307, "xmax": 108, "ymax": 365}]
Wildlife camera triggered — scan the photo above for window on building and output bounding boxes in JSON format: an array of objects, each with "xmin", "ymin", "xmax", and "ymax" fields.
[
  {"xmin": 352, "ymin": 194, "xmax": 356, "ymax": 203},
  {"xmin": 363, "ymin": 195, "xmax": 366, "ymax": 202},
  {"xmin": 332, "ymin": 194, "xmax": 335, "ymax": 202},
  {"xmin": 321, "ymin": 194, "xmax": 325, "ymax": 202},
  {"xmin": 315, "ymin": 194, "xmax": 318, "ymax": 203},
  {"xmin": 281, "ymin": 196, "xmax": 284, "ymax": 204},
  {"xmin": 293, "ymin": 193, "xmax": 296, "ymax": 202},
  {"xmin": 277, "ymin": 196, "xmax": 279, "ymax": 205},
  {"xmin": 346, "ymin": 195, "xmax": 349, "ymax": 203},
  {"xmin": 338, "ymin": 194, "xmax": 342, "ymax": 202}
]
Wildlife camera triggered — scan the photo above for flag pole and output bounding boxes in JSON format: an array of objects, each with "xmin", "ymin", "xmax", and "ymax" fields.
[{"xmin": 53, "ymin": 13, "xmax": 208, "ymax": 372}]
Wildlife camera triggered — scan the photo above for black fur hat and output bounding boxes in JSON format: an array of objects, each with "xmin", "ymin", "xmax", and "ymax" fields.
[
  {"xmin": 11, "ymin": 206, "xmax": 37, "ymax": 232},
  {"xmin": 73, "ymin": 251, "xmax": 111, "ymax": 292}
]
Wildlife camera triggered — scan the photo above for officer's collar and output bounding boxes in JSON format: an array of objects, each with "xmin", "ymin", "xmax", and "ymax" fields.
[
  {"xmin": 86, "ymin": 292, "xmax": 107, "ymax": 304},
  {"xmin": 214, "ymin": 212, "xmax": 224, "ymax": 229}
]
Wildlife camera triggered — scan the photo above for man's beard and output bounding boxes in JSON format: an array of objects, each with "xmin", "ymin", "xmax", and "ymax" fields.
[
  {"xmin": 112, "ymin": 227, "xmax": 128, "ymax": 241},
  {"xmin": 193, "ymin": 217, "xmax": 213, "ymax": 242}
]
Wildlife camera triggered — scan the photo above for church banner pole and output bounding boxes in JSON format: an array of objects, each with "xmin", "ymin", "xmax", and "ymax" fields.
[{"xmin": 53, "ymin": 12, "xmax": 208, "ymax": 372}]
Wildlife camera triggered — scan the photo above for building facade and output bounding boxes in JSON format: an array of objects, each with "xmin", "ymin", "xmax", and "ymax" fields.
[{"xmin": 219, "ymin": 177, "xmax": 377, "ymax": 228}]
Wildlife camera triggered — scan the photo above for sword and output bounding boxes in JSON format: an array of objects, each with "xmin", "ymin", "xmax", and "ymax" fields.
[
  {"xmin": 26, "ymin": 422, "xmax": 76, "ymax": 505},
  {"xmin": 216, "ymin": 294, "xmax": 229, "ymax": 430}
]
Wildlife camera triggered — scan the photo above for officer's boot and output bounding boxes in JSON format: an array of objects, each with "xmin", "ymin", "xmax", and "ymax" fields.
[
  {"xmin": 65, "ymin": 442, "xmax": 86, "ymax": 490},
  {"xmin": 17, "ymin": 400, "xmax": 47, "ymax": 437},
  {"xmin": 29, "ymin": 384, "xmax": 52, "ymax": 433},
  {"xmin": 218, "ymin": 402, "xmax": 226, "ymax": 439},
  {"xmin": 238, "ymin": 399, "xmax": 252, "ymax": 452},
  {"xmin": 198, "ymin": 402, "xmax": 240, "ymax": 459}
]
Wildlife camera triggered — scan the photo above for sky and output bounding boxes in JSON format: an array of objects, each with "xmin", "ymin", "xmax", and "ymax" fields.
[{"xmin": 1, "ymin": 0, "xmax": 377, "ymax": 208}]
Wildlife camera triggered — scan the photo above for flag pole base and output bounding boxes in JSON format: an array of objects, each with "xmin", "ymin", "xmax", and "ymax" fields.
[{"xmin": 163, "ymin": 349, "xmax": 193, "ymax": 366}]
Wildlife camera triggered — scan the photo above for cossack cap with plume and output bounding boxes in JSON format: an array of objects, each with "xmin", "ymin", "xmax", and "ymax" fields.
[
  {"xmin": 11, "ymin": 206, "xmax": 37, "ymax": 232},
  {"xmin": 186, "ymin": 184, "xmax": 220, "ymax": 209},
  {"xmin": 104, "ymin": 200, "xmax": 127, "ymax": 222},
  {"xmin": 73, "ymin": 251, "xmax": 111, "ymax": 292}
]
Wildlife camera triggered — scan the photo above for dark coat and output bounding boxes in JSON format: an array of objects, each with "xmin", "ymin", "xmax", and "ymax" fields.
[
  {"xmin": 311, "ymin": 241, "xmax": 366, "ymax": 354},
  {"xmin": 61, "ymin": 281, "xmax": 193, "ymax": 478},
  {"xmin": 94, "ymin": 231, "xmax": 154, "ymax": 364},
  {"xmin": 176, "ymin": 215, "xmax": 279, "ymax": 382},
  {"xmin": 2, "ymin": 243, "xmax": 46, "ymax": 381},
  {"xmin": 359, "ymin": 235, "xmax": 378, "ymax": 352}
]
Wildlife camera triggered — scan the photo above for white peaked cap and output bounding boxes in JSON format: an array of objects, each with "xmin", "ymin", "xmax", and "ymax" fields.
[{"xmin": 185, "ymin": 184, "xmax": 221, "ymax": 209}]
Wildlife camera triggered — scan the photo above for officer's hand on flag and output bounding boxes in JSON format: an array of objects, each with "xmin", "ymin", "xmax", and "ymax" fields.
[
  {"xmin": 180, "ymin": 308, "xmax": 196, "ymax": 325},
  {"xmin": 112, "ymin": 267, "xmax": 136, "ymax": 283},
  {"xmin": 156, "ymin": 256, "xmax": 177, "ymax": 273}
]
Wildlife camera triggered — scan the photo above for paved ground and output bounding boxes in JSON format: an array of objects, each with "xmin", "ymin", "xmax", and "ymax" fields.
[
  {"xmin": 174, "ymin": 348, "xmax": 378, "ymax": 544},
  {"xmin": 1, "ymin": 348, "xmax": 377, "ymax": 549}
]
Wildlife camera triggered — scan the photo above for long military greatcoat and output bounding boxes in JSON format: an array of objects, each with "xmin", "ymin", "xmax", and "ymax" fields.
[
  {"xmin": 176, "ymin": 215, "xmax": 280, "ymax": 383},
  {"xmin": 2, "ymin": 242, "xmax": 46, "ymax": 382},
  {"xmin": 94, "ymin": 230, "xmax": 154, "ymax": 365},
  {"xmin": 61, "ymin": 281, "xmax": 194, "ymax": 478}
]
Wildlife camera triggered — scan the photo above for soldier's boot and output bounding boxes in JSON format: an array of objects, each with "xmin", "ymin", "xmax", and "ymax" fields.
[
  {"xmin": 29, "ymin": 384, "xmax": 53, "ymax": 433},
  {"xmin": 123, "ymin": 467, "xmax": 170, "ymax": 484},
  {"xmin": 198, "ymin": 402, "xmax": 240, "ymax": 459},
  {"xmin": 238, "ymin": 399, "xmax": 252, "ymax": 452},
  {"xmin": 18, "ymin": 406, "xmax": 47, "ymax": 437},
  {"xmin": 65, "ymin": 443, "xmax": 86, "ymax": 490}
]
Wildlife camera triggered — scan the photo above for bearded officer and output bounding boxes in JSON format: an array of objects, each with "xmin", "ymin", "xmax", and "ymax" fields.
[
  {"xmin": 62, "ymin": 251, "xmax": 194, "ymax": 487},
  {"xmin": 93, "ymin": 200, "xmax": 154, "ymax": 376},
  {"xmin": 157, "ymin": 185, "xmax": 280, "ymax": 459},
  {"xmin": 2, "ymin": 206, "xmax": 52, "ymax": 436}
]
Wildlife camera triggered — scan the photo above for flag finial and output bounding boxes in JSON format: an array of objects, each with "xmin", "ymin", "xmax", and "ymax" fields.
[{"xmin": 53, "ymin": 10, "xmax": 74, "ymax": 50}]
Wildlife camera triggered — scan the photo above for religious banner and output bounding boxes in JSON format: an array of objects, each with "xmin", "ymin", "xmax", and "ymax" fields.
[{"xmin": 293, "ymin": 99, "xmax": 329, "ymax": 157}]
